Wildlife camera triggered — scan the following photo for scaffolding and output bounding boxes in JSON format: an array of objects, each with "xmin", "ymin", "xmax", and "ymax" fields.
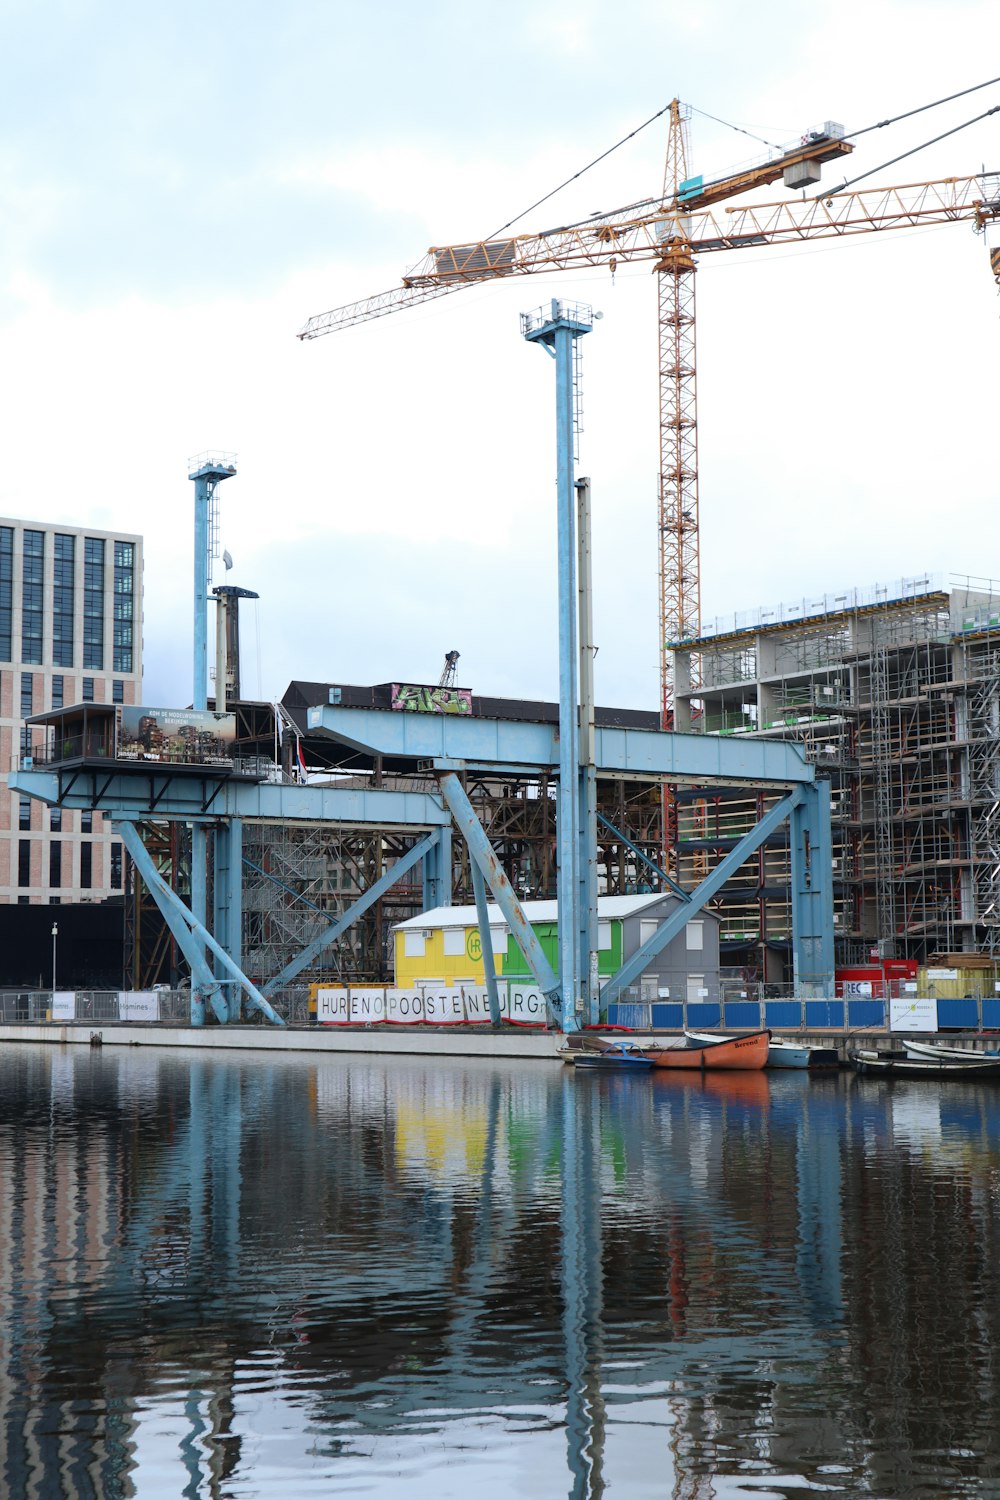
[{"xmin": 671, "ymin": 577, "xmax": 1000, "ymax": 972}]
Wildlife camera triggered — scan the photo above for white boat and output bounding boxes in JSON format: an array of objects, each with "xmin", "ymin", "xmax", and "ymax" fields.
[
  {"xmin": 902, "ymin": 1037, "xmax": 1000, "ymax": 1064},
  {"xmin": 684, "ymin": 1030, "xmax": 839, "ymax": 1071}
]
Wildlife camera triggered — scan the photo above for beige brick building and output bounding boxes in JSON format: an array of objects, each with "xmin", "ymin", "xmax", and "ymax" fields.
[{"xmin": 0, "ymin": 517, "xmax": 143, "ymax": 904}]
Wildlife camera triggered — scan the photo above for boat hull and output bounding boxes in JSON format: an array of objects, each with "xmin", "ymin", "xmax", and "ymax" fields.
[
  {"xmin": 902, "ymin": 1038, "xmax": 1000, "ymax": 1063},
  {"xmin": 685, "ymin": 1030, "xmax": 839, "ymax": 1070},
  {"xmin": 647, "ymin": 1029, "xmax": 769, "ymax": 1071},
  {"xmin": 848, "ymin": 1048, "xmax": 1000, "ymax": 1079}
]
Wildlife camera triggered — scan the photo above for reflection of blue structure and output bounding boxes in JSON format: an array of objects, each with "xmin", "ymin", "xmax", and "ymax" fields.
[{"xmin": 0, "ymin": 1053, "xmax": 878, "ymax": 1498}]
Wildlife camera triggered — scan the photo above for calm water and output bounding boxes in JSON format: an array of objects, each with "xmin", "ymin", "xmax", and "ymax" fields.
[{"xmin": 2, "ymin": 1047, "xmax": 1000, "ymax": 1499}]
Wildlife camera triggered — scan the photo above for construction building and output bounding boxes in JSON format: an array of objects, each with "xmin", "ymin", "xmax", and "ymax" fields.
[
  {"xmin": 0, "ymin": 517, "xmax": 143, "ymax": 906},
  {"xmin": 670, "ymin": 575, "xmax": 1000, "ymax": 978}
]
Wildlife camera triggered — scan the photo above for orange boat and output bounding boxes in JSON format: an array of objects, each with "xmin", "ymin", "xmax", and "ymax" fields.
[{"xmin": 644, "ymin": 1028, "xmax": 770, "ymax": 1071}]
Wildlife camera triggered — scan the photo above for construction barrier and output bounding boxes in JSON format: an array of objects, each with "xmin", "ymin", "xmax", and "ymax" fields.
[{"xmin": 314, "ymin": 982, "xmax": 549, "ymax": 1027}]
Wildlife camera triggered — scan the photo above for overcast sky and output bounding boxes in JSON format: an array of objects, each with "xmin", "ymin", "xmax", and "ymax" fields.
[{"xmin": 1, "ymin": 0, "xmax": 998, "ymax": 710}]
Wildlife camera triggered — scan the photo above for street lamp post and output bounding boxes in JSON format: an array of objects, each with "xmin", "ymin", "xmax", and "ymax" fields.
[{"xmin": 51, "ymin": 923, "xmax": 58, "ymax": 992}]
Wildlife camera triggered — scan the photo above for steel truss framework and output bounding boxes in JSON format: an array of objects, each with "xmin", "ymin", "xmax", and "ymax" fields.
[{"xmin": 671, "ymin": 588, "xmax": 1000, "ymax": 969}]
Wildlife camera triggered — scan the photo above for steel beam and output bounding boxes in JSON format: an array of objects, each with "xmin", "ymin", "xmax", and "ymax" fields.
[
  {"xmin": 596, "ymin": 810, "xmax": 690, "ymax": 902},
  {"xmin": 261, "ymin": 830, "xmax": 441, "ymax": 996},
  {"xmin": 304, "ymin": 704, "xmax": 816, "ymax": 787},
  {"xmin": 790, "ymin": 780, "xmax": 836, "ymax": 995},
  {"xmin": 600, "ymin": 788, "xmax": 805, "ymax": 1007},
  {"xmin": 118, "ymin": 821, "xmax": 284, "ymax": 1026},
  {"xmin": 470, "ymin": 860, "xmax": 502, "ymax": 1028},
  {"xmin": 437, "ymin": 771, "xmax": 561, "ymax": 1015},
  {"xmin": 9, "ymin": 769, "xmax": 451, "ymax": 826}
]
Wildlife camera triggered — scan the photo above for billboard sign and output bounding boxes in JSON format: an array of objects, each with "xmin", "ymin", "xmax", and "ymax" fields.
[
  {"xmin": 117, "ymin": 707, "xmax": 236, "ymax": 766},
  {"xmin": 390, "ymin": 684, "xmax": 472, "ymax": 715}
]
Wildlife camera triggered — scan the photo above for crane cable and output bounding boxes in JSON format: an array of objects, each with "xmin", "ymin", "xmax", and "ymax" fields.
[
  {"xmin": 845, "ymin": 74, "xmax": 1000, "ymax": 140},
  {"xmin": 484, "ymin": 101, "xmax": 672, "ymax": 241},
  {"xmin": 813, "ymin": 102, "xmax": 1000, "ymax": 200}
]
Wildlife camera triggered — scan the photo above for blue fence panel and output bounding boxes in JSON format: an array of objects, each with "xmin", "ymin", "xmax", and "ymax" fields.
[
  {"xmin": 805, "ymin": 999, "xmax": 845, "ymax": 1029},
  {"xmin": 936, "ymin": 998, "xmax": 980, "ymax": 1031},
  {"xmin": 724, "ymin": 1001, "xmax": 763, "ymax": 1031},
  {"xmin": 847, "ymin": 999, "xmax": 885, "ymax": 1029},
  {"xmin": 652, "ymin": 1003, "xmax": 684, "ymax": 1031},
  {"xmin": 764, "ymin": 1001, "xmax": 801, "ymax": 1030},
  {"xmin": 982, "ymin": 999, "xmax": 1000, "ymax": 1031},
  {"xmin": 686, "ymin": 1003, "xmax": 722, "ymax": 1029}
]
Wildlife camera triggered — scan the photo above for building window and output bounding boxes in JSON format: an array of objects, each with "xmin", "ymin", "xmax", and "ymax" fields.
[
  {"xmin": 18, "ymin": 840, "xmax": 30, "ymax": 888},
  {"xmin": 110, "ymin": 841, "xmax": 122, "ymax": 889},
  {"xmin": 80, "ymin": 811, "xmax": 92, "ymax": 833},
  {"xmin": 489, "ymin": 926, "xmax": 509, "ymax": 955},
  {"xmin": 0, "ymin": 526, "xmax": 12, "ymax": 662},
  {"xmin": 112, "ymin": 679, "xmax": 124, "ymax": 703},
  {"xmin": 443, "ymin": 928, "xmax": 465, "ymax": 957},
  {"xmin": 49, "ymin": 841, "xmax": 61, "ymax": 889},
  {"xmin": 52, "ymin": 533, "xmax": 75, "ymax": 668},
  {"xmin": 685, "ymin": 921, "xmax": 704, "ymax": 952},
  {"xmin": 19, "ymin": 796, "xmax": 31, "ymax": 830},
  {"xmin": 403, "ymin": 931, "xmax": 426, "ymax": 958},
  {"xmin": 113, "ymin": 540, "xmax": 134, "ymax": 673},
  {"xmin": 598, "ymin": 921, "xmax": 612, "ymax": 951},
  {"xmin": 82, "ymin": 677, "xmax": 94, "ymax": 702},
  {"xmin": 51, "ymin": 675, "xmax": 64, "ymax": 709},
  {"xmin": 49, "ymin": 807, "xmax": 61, "ymax": 831},
  {"xmin": 80, "ymin": 843, "xmax": 92, "ymax": 889},
  {"xmin": 21, "ymin": 530, "xmax": 44, "ymax": 665},
  {"xmin": 20, "ymin": 671, "xmax": 33, "ymax": 718},
  {"xmin": 84, "ymin": 537, "xmax": 105, "ymax": 670}
]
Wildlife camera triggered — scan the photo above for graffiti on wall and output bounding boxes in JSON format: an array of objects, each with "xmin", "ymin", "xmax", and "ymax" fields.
[{"xmin": 391, "ymin": 684, "xmax": 473, "ymax": 715}]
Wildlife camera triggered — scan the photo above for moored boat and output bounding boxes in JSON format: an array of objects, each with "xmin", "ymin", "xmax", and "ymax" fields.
[
  {"xmin": 571, "ymin": 1041, "xmax": 654, "ymax": 1072},
  {"xmin": 848, "ymin": 1047, "xmax": 1000, "ymax": 1079},
  {"xmin": 685, "ymin": 1029, "xmax": 839, "ymax": 1070},
  {"xmin": 645, "ymin": 1028, "xmax": 770, "ymax": 1071},
  {"xmin": 902, "ymin": 1037, "xmax": 1000, "ymax": 1063}
]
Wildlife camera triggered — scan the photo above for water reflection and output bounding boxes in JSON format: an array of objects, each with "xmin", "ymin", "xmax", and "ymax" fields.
[{"xmin": 1, "ymin": 1048, "xmax": 1000, "ymax": 1496}]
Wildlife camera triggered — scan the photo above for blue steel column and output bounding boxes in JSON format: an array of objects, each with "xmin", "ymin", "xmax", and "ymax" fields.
[
  {"xmin": 790, "ymin": 779, "xmax": 835, "ymax": 996},
  {"xmin": 470, "ymin": 860, "xmax": 502, "ymax": 1028},
  {"xmin": 422, "ymin": 825, "xmax": 452, "ymax": 911},
  {"xmin": 188, "ymin": 456, "xmax": 236, "ymax": 1006},
  {"xmin": 212, "ymin": 818, "xmax": 243, "ymax": 1023},
  {"xmin": 522, "ymin": 301, "xmax": 594, "ymax": 1032}
]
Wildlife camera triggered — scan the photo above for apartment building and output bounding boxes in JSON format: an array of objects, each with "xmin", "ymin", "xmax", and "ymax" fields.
[{"xmin": 0, "ymin": 518, "xmax": 143, "ymax": 904}]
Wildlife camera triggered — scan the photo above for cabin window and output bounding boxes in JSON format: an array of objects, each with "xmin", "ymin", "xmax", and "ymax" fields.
[
  {"xmin": 598, "ymin": 922, "xmax": 612, "ymax": 951},
  {"xmin": 443, "ymin": 928, "xmax": 465, "ymax": 957},
  {"xmin": 686, "ymin": 975, "xmax": 705, "ymax": 1002},
  {"xmin": 686, "ymin": 921, "xmax": 704, "ymax": 952},
  {"xmin": 489, "ymin": 926, "xmax": 509, "ymax": 955},
  {"xmin": 639, "ymin": 920, "xmax": 658, "ymax": 947},
  {"xmin": 404, "ymin": 931, "xmax": 426, "ymax": 958}
]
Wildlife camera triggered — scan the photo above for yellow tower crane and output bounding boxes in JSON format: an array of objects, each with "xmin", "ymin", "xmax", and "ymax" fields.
[{"xmin": 299, "ymin": 122, "xmax": 1000, "ymax": 722}]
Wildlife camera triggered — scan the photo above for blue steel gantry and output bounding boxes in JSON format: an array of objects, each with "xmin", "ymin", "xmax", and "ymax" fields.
[{"xmin": 8, "ymin": 314, "xmax": 835, "ymax": 1030}]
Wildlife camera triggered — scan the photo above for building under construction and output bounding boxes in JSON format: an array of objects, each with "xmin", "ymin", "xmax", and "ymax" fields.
[{"xmin": 670, "ymin": 575, "xmax": 1000, "ymax": 978}]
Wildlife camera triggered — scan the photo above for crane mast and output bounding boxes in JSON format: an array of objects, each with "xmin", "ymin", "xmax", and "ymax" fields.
[{"xmin": 657, "ymin": 101, "xmax": 700, "ymax": 726}]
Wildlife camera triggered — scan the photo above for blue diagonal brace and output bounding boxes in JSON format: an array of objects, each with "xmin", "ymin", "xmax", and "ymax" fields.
[
  {"xmin": 262, "ymin": 830, "xmax": 441, "ymax": 996},
  {"xmin": 437, "ymin": 769, "xmax": 561, "ymax": 1016},
  {"xmin": 117, "ymin": 820, "xmax": 284, "ymax": 1026},
  {"xmin": 470, "ymin": 860, "xmax": 502, "ymax": 1028},
  {"xmin": 600, "ymin": 788, "xmax": 804, "ymax": 1007},
  {"xmin": 596, "ymin": 810, "xmax": 691, "ymax": 902},
  {"xmin": 117, "ymin": 821, "xmax": 227, "ymax": 1025}
]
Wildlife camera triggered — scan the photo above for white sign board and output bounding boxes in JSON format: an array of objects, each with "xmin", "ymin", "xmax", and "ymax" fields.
[
  {"xmin": 926, "ymin": 968, "xmax": 959, "ymax": 981},
  {"xmin": 51, "ymin": 991, "xmax": 76, "ymax": 1021},
  {"xmin": 118, "ymin": 992, "xmax": 159, "ymax": 1022},
  {"xmin": 889, "ymin": 996, "xmax": 938, "ymax": 1033},
  {"xmin": 314, "ymin": 981, "xmax": 547, "ymax": 1027}
]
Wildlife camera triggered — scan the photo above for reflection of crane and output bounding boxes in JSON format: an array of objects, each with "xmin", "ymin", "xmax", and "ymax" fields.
[
  {"xmin": 300, "ymin": 117, "xmax": 1000, "ymax": 723},
  {"xmin": 439, "ymin": 649, "xmax": 460, "ymax": 688}
]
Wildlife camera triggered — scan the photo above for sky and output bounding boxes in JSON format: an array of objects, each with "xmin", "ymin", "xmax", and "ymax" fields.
[{"xmin": 1, "ymin": 0, "xmax": 999, "ymax": 712}]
